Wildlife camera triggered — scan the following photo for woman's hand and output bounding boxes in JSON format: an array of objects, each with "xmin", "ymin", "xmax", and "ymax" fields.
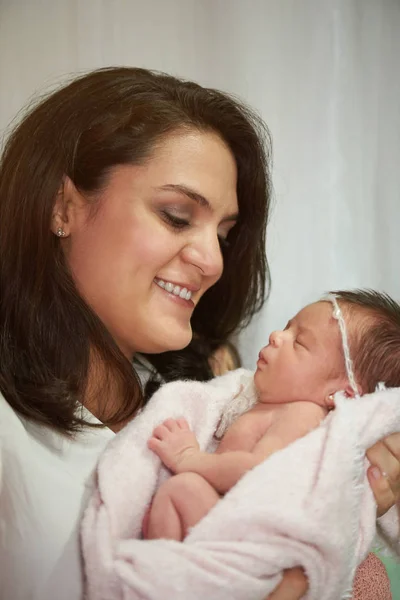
[
  {"xmin": 261, "ymin": 437, "xmax": 400, "ymax": 600},
  {"xmin": 367, "ymin": 432, "xmax": 400, "ymax": 517},
  {"xmin": 262, "ymin": 434, "xmax": 400, "ymax": 600},
  {"xmin": 266, "ymin": 568, "xmax": 308, "ymax": 600}
]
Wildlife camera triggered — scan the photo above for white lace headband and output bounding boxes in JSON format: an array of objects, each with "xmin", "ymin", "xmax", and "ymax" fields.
[{"xmin": 323, "ymin": 293, "xmax": 360, "ymax": 398}]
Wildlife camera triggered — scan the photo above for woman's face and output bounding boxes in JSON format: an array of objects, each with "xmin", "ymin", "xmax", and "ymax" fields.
[{"xmin": 62, "ymin": 131, "xmax": 238, "ymax": 357}]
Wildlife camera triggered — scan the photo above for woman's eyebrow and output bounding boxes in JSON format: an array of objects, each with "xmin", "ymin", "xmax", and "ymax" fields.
[{"xmin": 156, "ymin": 183, "xmax": 239, "ymax": 223}]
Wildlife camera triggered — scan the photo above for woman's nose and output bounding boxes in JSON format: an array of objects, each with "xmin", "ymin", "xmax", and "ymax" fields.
[{"xmin": 182, "ymin": 234, "xmax": 224, "ymax": 280}]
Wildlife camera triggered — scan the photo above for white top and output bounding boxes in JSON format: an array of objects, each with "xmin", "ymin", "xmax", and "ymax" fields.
[{"xmin": 0, "ymin": 393, "xmax": 115, "ymax": 600}]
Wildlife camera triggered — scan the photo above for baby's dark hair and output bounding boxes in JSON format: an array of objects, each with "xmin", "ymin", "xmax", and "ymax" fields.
[{"xmin": 330, "ymin": 289, "xmax": 400, "ymax": 393}]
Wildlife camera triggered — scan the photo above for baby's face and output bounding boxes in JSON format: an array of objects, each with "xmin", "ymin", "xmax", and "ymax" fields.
[{"xmin": 254, "ymin": 301, "xmax": 348, "ymax": 406}]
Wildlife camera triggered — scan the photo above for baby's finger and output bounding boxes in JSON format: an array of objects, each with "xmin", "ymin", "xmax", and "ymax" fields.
[
  {"xmin": 177, "ymin": 418, "xmax": 190, "ymax": 430},
  {"xmin": 163, "ymin": 418, "xmax": 180, "ymax": 432},
  {"xmin": 152, "ymin": 424, "xmax": 169, "ymax": 440},
  {"xmin": 147, "ymin": 437, "xmax": 161, "ymax": 451}
]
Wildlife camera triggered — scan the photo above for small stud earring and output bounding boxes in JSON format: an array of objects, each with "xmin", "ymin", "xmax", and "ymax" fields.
[
  {"xmin": 327, "ymin": 393, "xmax": 335, "ymax": 410},
  {"xmin": 56, "ymin": 227, "xmax": 66, "ymax": 237}
]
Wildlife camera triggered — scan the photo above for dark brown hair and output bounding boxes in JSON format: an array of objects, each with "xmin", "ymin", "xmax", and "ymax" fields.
[
  {"xmin": 332, "ymin": 289, "xmax": 400, "ymax": 393},
  {"xmin": 0, "ymin": 66, "xmax": 272, "ymax": 433}
]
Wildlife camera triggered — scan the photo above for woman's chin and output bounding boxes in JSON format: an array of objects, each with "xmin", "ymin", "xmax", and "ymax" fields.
[
  {"xmin": 141, "ymin": 328, "xmax": 193, "ymax": 355},
  {"xmin": 164, "ymin": 331, "xmax": 193, "ymax": 352}
]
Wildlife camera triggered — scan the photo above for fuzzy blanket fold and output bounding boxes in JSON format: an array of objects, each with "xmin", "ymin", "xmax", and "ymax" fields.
[{"xmin": 81, "ymin": 369, "xmax": 400, "ymax": 600}]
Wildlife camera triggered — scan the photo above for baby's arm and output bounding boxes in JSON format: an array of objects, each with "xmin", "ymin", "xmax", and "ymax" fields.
[
  {"xmin": 148, "ymin": 403, "xmax": 325, "ymax": 495},
  {"xmin": 148, "ymin": 418, "xmax": 259, "ymax": 494},
  {"xmin": 252, "ymin": 402, "xmax": 326, "ymax": 461}
]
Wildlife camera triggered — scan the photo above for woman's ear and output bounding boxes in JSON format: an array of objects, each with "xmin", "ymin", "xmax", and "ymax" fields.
[{"xmin": 51, "ymin": 176, "xmax": 86, "ymax": 237}]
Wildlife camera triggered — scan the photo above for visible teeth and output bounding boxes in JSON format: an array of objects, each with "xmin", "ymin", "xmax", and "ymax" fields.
[{"xmin": 155, "ymin": 279, "xmax": 193, "ymax": 301}]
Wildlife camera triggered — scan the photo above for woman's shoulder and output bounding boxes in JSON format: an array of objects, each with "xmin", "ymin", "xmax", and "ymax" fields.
[
  {"xmin": 0, "ymin": 390, "xmax": 24, "ymax": 425},
  {"xmin": 0, "ymin": 392, "xmax": 29, "ymax": 460},
  {"xmin": 0, "ymin": 390, "xmax": 114, "ymax": 470},
  {"xmin": 0, "ymin": 390, "xmax": 115, "ymax": 525},
  {"xmin": 0, "ymin": 391, "xmax": 115, "ymax": 600}
]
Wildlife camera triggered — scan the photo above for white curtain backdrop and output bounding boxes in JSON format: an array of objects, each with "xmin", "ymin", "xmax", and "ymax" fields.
[{"xmin": 1, "ymin": 0, "xmax": 399, "ymax": 368}]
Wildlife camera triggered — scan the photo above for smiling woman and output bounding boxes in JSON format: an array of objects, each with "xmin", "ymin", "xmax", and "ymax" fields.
[
  {"xmin": 58, "ymin": 133, "xmax": 238, "ymax": 360},
  {"xmin": 0, "ymin": 67, "xmax": 271, "ymax": 431}
]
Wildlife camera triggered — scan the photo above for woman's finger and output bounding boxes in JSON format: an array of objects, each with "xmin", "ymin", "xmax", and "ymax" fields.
[
  {"xmin": 366, "ymin": 435, "xmax": 400, "ymax": 517},
  {"xmin": 367, "ymin": 464, "xmax": 397, "ymax": 517},
  {"xmin": 367, "ymin": 437, "xmax": 400, "ymax": 486},
  {"xmin": 266, "ymin": 568, "xmax": 308, "ymax": 600},
  {"xmin": 382, "ymin": 432, "xmax": 400, "ymax": 458}
]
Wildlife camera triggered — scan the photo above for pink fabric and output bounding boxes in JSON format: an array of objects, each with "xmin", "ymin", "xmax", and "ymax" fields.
[
  {"xmin": 81, "ymin": 370, "xmax": 400, "ymax": 600},
  {"xmin": 352, "ymin": 554, "xmax": 392, "ymax": 599}
]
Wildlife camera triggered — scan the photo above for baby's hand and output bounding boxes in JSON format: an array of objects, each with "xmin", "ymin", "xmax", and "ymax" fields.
[{"xmin": 148, "ymin": 418, "xmax": 200, "ymax": 473}]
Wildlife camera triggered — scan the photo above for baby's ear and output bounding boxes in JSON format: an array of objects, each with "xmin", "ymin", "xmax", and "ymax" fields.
[{"xmin": 344, "ymin": 382, "xmax": 363, "ymax": 397}]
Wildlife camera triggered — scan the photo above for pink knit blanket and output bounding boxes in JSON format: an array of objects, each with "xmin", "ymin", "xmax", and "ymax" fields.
[{"xmin": 81, "ymin": 370, "xmax": 400, "ymax": 600}]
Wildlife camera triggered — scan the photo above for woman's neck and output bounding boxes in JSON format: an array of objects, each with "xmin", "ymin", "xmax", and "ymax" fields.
[{"xmin": 83, "ymin": 354, "xmax": 132, "ymax": 432}]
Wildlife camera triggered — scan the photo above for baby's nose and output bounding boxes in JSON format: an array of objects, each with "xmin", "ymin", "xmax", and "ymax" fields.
[{"xmin": 269, "ymin": 330, "xmax": 282, "ymax": 347}]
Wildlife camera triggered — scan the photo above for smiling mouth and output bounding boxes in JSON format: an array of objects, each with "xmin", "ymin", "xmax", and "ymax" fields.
[{"xmin": 154, "ymin": 278, "xmax": 193, "ymax": 301}]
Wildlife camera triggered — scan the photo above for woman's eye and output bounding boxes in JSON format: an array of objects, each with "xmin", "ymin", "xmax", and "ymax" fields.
[
  {"xmin": 218, "ymin": 235, "xmax": 230, "ymax": 250},
  {"xmin": 161, "ymin": 211, "xmax": 190, "ymax": 229}
]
